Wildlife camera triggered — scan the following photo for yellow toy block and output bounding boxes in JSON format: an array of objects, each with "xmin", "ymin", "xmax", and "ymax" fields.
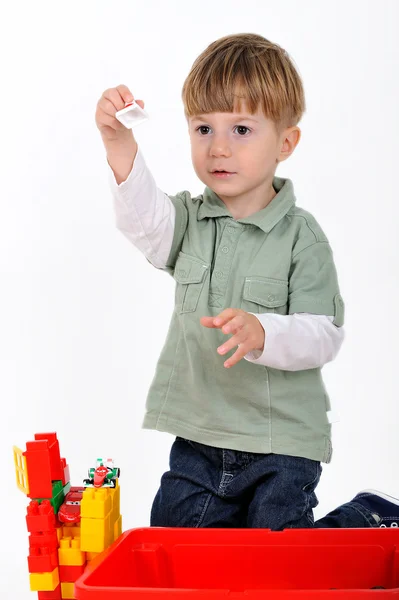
[
  {"xmin": 62, "ymin": 525, "xmax": 81, "ymax": 539},
  {"xmin": 58, "ymin": 537, "xmax": 86, "ymax": 566},
  {"xmin": 110, "ymin": 482, "xmax": 121, "ymax": 522},
  {"xmin": 80, "ymin": 513, "xmax": 111, "ymax": 553},
  {"xmin": 86, "ymin": 551, "xmax": 100, "ymax": 561},
  {"xmin": 80, "ymin": 487, "xmax": 112, "ymax": 519},
  {"xmin": 29, "ymin": 567, "xmax": 59, "ymax": 592},
  {"xmin": 113, "ymin": 514, "xmax": 122, "ymax": 542},
  {"xmin": 61, "ymin": 581, "xmax": 75, "ymax": 599},
  {"xmin": 13, "ymin": 445, "xmax": 29, "ymax": 495}
]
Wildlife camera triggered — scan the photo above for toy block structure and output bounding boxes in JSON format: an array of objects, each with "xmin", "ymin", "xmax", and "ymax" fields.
[{"xmin": 13, "ymin": 433, "xmax": 122, "ymax": 600}]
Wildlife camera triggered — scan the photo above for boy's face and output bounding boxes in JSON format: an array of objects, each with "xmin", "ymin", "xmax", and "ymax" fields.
[{"xmin": 188, "ymin": 102, "xmax": 300, "ymax": 207}]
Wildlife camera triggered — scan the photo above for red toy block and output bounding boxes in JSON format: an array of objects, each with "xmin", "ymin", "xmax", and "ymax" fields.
[
  {"xmin": 37, "ymin": 584, "xmax": 62, "ymax": 599},
  {"xmin": 61, "ymin": 459, "xmax": 70, "ymax": 487},
  {"xmin": 28, "ymin": 546, "xmax": 58, "ymax": 573},
  {"xmin": 24, "ymin": 439, "xmax": 54, "ymax": 499},
  {"xmin": 59, "ymin": 564, "xmax": 86, "ymax": 582},
  {"xmin": 26, "ymin": 500, "xmax": 56, "ymax": 533},
  {"xmin": 29, "ymin": 529, "xmax": 59, "ymax": 553},
  {"xmin": 34, "ymin": 433, "xmax": 64, "ymax": 481}
]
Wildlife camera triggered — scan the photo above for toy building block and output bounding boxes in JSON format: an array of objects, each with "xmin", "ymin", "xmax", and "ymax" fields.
[
  {"xmin": 28, "ymin": 546, "xmax": 59, "ymax": 574},
  {"xmin": 80, "ymin": 488, "xmax": 112, "ymax": 520},
  {"xmin": 34, "ymin": 433, "xmax": 64, "ymax": 481},
  {"xmin": 59, "ymin": 563, "xmax": 85, "ymax": 582},
  {"xmin": 80, "ymin": 512, "xmax": 111, "ymax": 553},
  {"xmin": 26, "ymin": 500, "xmax": 56, "ymax": 533},
  {"xmin": 60, "ymin": 581, "xmax": 75, "ymax": 599},
  {"xmin": 58, "ymin": 537, "xmax": 86, "ymax": 566},
  {"xmin": 61, "ymin": 459, "xmax": 70, "ymax": 487},
  {"xmin": 29, "ymin": 567, "xmax": 60, "ymax": 592},
  {"xmin": 38, "ymin": 584, "xmax": 62, "ymax": 599},
  {"xmin": 85, "ymin": 551, "xmax": 99, "ymax": 562},
  {"xmin": 24, "ymin": 439, "xmax": 55, "ymax": 499},
  {"xmin": 61, "ymin": 525, "xmax": 80, "ymax": 539},
  {"xmin": 29, "ymin": 529, "xmax": 59, "ymax": 554},
  {"xmin": 110, "ymin": 480, "xmax": 121, "ymax": 524},
  {"xmin": 114, "ymin": 514, "xmax": 122, "ymax": 543}
]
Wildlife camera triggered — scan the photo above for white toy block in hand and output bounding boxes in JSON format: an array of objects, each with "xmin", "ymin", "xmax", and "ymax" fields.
[{"xmin": 115, "ymin": 101, "xmax": 149, "ymax": 129}]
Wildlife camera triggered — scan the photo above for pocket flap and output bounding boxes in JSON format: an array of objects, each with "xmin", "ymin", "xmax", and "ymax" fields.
[
  {"xmin": 243, "ymin": 277, "xmax": 288, "ymax": 308},
  {"xmin": 173, "ymin": 252, "xmax": 208, "ymax": 284}
]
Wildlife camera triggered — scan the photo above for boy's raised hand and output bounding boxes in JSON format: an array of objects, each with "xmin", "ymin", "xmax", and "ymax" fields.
[
  {"xmin": 200, "ymin": 309, "xmax": 265, "ymax": 368},
  {"xmin": 95, "ymin": 84, "xmax": 145, "ymax": 143}
]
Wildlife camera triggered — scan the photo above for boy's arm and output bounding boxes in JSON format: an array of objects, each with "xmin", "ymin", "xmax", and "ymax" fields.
[
  {"xmin": 244, "ymin": 313, "xmax": 344, "ymax": 370},
  {"xmin": 109, "ymin": 147, "xmax": 176, "ymax": 269}
]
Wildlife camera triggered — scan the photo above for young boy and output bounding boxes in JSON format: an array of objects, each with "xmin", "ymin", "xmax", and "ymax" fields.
[{"xmin": 96, "ymin": 33, "xmax": 399, "ymax": 530}]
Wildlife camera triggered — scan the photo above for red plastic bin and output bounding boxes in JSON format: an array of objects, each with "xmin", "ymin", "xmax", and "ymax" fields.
[{"xmin": 75, "ymin": 527, "xmax": 399, "ymax": 598}]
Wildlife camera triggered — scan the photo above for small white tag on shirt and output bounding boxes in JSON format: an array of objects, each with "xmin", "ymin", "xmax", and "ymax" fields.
[
  {"xmin": 115, "ymin": 101, "xmax": 149, "ymax": 129},
  {"xmin": 327, "ymin": 410, "xmax": 340, "ymax": 424}
]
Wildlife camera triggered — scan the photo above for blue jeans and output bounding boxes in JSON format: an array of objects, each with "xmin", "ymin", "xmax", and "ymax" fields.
[{"xmin": 151, "ymin": 437, "xmax": 377, "ymax": 529}]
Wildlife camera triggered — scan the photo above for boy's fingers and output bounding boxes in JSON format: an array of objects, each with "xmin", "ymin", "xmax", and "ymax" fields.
[
  {"xmin": 224, "ymin": 345, "xmax": 248, "ymax": 368},
  {"xmin": 103, "ymin": 87, "xmax": 129, "ymax": 112},
  {"xmin": 212, "ymin": 308, "xmax": 239, "ymax": 326},
  {"xmin": 218, "ymin": 330, "xmax": 246, "ymax": 355},
  {"xmin": 115, "ymin": 84, "xmax": 134, "ymax": 105},
  {"xmin": 221, "ymin": 315, "xmax": 245, "ymax": 334},
  {"xmin": 200, "ymin": 316, "xmax": 218, "ymax": 328},
  {"xmin": 101, "ymin": 99, "xmax": 123, "ymax": 119},
  {"xmin": 96, "ymin": 107, "xmax": 126, "ymax": 132}
]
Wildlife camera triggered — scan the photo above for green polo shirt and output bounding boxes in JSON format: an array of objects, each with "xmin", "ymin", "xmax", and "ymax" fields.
[{"xmin": 142, "ymin": 176, "xmax": 344, "ymax": 463}]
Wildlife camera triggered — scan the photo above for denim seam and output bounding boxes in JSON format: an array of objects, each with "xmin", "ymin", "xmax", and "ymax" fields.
[
  {"xmin": 218, "ymin": 450, "xmax": 233, "ymax": 498},
  {"xmin": 195, "ymin": 492, "xmax": 213, "ymax": 527}
]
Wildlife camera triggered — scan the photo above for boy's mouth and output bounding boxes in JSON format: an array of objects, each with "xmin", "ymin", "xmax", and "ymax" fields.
[{"xmin": 210, "ymin": 169, "xmax": 236, "ymax": 179}]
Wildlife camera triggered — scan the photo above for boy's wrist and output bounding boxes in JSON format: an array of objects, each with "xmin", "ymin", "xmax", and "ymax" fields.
[{"xmin": 106, "ymin": 136, "xmax": 138, "ymax": 185}]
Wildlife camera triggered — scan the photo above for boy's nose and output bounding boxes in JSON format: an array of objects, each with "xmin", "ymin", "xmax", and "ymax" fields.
[{"xmin": 209, "ymin": 137, "xmax": 232, "ymax": 158}]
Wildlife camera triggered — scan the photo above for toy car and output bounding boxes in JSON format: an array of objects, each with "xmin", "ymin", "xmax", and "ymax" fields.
[
  {"xmin": 58, "ymin": 486, "xmax": 84, "ymax": 524},
  {"xmin": 83, "ymin": 458, "xmax": 120, "ymax": 488}
]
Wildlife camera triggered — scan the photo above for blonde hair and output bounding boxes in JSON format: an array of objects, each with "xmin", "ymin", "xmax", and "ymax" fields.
[{"xmin": 182, "ymin": 33, "xmax": 305, "ymax": 132}]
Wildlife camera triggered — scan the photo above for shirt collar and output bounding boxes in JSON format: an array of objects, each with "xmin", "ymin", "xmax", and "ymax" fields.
[{"xmin": 198, "ymin": 176, "xmax": 296, "ymax": 233}]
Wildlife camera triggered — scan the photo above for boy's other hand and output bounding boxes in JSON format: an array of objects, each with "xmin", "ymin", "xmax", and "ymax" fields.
[
  {"xmin": 200, "ymin": 309, "xmax": 265, "ymax": 368},
  {"xmin": 95, "ymin": 85, "xmax": 145, "ymax": 143}
]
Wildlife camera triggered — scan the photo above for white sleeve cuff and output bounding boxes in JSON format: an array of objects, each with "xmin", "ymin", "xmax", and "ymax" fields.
[{"xmin": 244, "ymin": 313, "xmax": 344, "ymax": 371}]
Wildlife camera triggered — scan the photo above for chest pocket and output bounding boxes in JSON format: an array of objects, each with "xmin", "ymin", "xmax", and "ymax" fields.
[
  {"xmin": 242, "ymin": 277, "xmax": 289, "ymax": 315},
  {"xmin": 173, "ymin": 252, "xmax": 209, "ymax": 314}
]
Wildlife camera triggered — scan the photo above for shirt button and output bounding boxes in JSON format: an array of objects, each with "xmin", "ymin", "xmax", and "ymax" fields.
[
  {"xmin": 216, "ymin": 271, "xmax": 223, "ymax": 279},
  {"xmin": 221, "ymin": 246, "xmax": 229, "ymax": 253},
  {"xmin": 227, "ymin": 227, "xmax": 235, "ymax": 233}
]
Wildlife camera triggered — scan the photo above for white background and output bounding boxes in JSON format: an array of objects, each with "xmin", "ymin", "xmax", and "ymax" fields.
[{"xmin": 1, "ymin": 0, "xmax": 398, "ymax": 597}]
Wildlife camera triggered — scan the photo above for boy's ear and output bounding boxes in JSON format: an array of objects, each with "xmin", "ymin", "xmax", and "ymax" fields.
[{"xmin": 278, "ymin": 127, "xmax": 301, "ymax": 163}]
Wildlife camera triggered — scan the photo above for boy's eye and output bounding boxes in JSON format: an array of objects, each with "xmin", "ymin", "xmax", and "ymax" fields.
[
  {"xmin": 234, "ymin": 125, "xmax": 250, "ymax": 135},
  {"xmin": 197, "ymin": 126, "xmax": 211, "ymax": 135}
]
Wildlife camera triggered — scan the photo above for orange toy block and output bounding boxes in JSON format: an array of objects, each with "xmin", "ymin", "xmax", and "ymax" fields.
[{"xmin": 60, "ymin": 582, "xmax": 75, "ymax": 599}]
